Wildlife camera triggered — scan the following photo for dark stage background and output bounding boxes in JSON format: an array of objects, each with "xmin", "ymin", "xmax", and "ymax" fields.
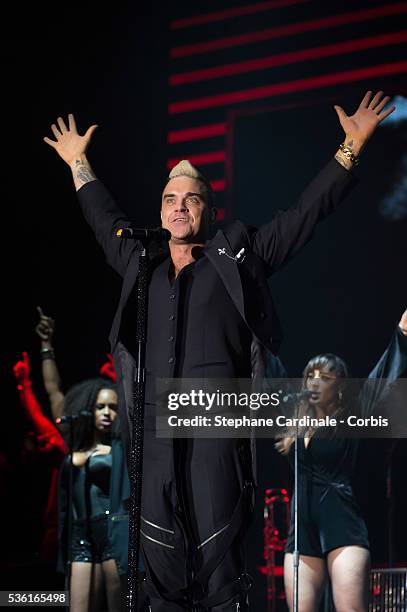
[{"xmin": 2, "ymin": 1, "xmax": 407, "ymax": 609}]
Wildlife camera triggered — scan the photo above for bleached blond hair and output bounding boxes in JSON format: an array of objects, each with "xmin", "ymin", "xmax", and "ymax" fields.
[{"xmin": 167, "ymin": 159, "xmax": 214, "ymax": 206}]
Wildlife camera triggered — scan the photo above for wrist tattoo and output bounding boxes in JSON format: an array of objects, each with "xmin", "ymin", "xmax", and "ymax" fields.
[
  {"xmin": 346, "ymin": 139, "xmax": 354, "ymax": 149},
  {"xmin": 75, "ymin": 162, "xmax": 95, "ymax": 185}
]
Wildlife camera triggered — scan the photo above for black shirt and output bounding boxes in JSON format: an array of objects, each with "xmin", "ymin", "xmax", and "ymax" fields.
[{"xmin": 144, "ymin": 252, "xmax": 252, "ymax": 406}]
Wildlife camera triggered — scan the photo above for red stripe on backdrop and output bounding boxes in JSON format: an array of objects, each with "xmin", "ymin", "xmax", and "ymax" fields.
[
  {"xmin": 170, "ymin": 0, "xmax": 310, "ymax": 30},
  {"xmin": 168, "ymin": 123, "xmax": 227, "ymax": 144},
  {"xmin": 169, "ymin": 60, "xmax": 407, "ymax": 114},
  {"xmin": 170, "ymin": 31, "xmax": 407, "ymax": 85},
  {"xmin": 167, "ymin": 151, "xmax": 226, "ymax": 169},
  {"xmin": 170, "ymin": 2, "xmax": 407, "ymax": 58},
  {"xmin": 211, "ymin": 179, "xmax": 226, "ymax": 192}
]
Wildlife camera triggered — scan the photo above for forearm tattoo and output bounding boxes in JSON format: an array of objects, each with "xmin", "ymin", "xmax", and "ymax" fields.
[{"xmin": 74, "ymin": 159, "xmax": 96, "ymax": 185}]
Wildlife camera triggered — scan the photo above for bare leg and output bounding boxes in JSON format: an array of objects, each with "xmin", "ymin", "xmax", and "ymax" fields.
[
  {"xmin": 328, "ymin": 545, "xmax": 370, "ymax": 612},
  {"xmin": 102, "ymin": 559, "xmax": 126, "ymax": 612},
  {"xmin": 70, "ymin": 562, "xmax": 105, "ymax": 612},
  {"xmin": 284, "ymin": 553, "xmax": 326, "ymax": 612}
]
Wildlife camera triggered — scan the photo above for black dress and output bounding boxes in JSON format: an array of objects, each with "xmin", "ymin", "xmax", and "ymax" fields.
[
  {"xmin": 61, "ymin": 451, "xmax": 113, "ymax": 563},
  {"xmin": 58, "ymin": 439, "xmax": 130, "ymax": 574},
  {"xmin": 285, "ymin": 327, "xmax": 407, "ymax": 557}
]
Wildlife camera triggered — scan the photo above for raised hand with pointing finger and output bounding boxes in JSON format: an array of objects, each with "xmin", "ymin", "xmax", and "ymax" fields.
[
  {"xmin": 35, "ymin": 307, "xmax": 65, "ymax": 419},
  {"xmin": 35, "ymin": 306, "xmax": 55, "ymax": 344}
]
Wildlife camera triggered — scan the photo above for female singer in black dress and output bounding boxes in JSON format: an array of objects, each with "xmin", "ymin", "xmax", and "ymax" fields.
[
  {"xmin": 59, "ymin": 378, "xmax": 129, "ymax": 612},
  {"xmin": 278, "ymin": 309, "xmax": 407, "ymax": 612}
]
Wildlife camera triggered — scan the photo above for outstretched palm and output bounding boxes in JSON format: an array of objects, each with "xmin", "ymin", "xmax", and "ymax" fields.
[
  {"xmin": 44, "ymin": 114, "xmax": 97, "ymax": 165},
  {"xmin": 334, "ymin": 91, "xmax": 395, "ymax": 151}
]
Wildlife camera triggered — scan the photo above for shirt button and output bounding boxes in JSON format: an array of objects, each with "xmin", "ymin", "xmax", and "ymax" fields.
[
  {"xmin": 169, "ymin": 294, "xmax": 176, "ymax": 300},
  {"xmin": 169, "ymin": 315, "xmax": 175, "ymax": 321},
  {"xmin": 168, "ymin": 357, "xmax": 174, "ymax": 364},
  {"xmin": 168, "ymin": 336, "xmax": 174, "ymax": 342}
]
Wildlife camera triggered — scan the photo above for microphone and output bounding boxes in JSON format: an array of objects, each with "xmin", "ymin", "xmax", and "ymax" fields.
[
  {"xmin": 55, "ymin": 410, "xmax": 93, "ymax": 424},
  {"xmin": 281, "ymin": 390, "xmax": 312, "ymax": 404},
  {"xmin": 116, "ymin": 226, "xmax": 171, "ymax": 242}
]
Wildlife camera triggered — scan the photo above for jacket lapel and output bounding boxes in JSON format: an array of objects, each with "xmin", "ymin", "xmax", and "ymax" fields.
[
  {"xmin": 111, "ymin": 230, "xmax": 246, "ymax": 348},
  {"xmin": 204, "ymin": 229, "xmax": 245, "ymax": 321},
  {"xmin": 109, "ymin": 251, "xmax": 141, "ymax": 347}
]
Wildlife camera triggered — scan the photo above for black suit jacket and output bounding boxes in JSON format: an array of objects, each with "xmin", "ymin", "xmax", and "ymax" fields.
[
  {"xmin": 77, "ymin": 158, "xmax": 356, "ymax": 455},
  {"xmin": 78, "ymin": 158, "xmax": 355, "ymax": 353}
]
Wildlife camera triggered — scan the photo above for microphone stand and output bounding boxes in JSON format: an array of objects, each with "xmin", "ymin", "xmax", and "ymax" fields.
[
  {"xmin": 64, "ymin": 417, "xmax": 74, "ymax": 611},
  {"xmin": 127, "ymin": 245, "xmax": 148, "ymax": 612},
  {"xmin": 293, "ymin": 408, "xmax": 299, "ymax": 612},
  {"xmin": 57, "ymin": 412, "xmax": 90, "ymax": 609},
  {"xmin": 386, "ymin": 440, "xmax": 398, "ymax": 568},
  {"xmin": 287, "ymin": 391, "xmax": 310, "ymax": 612},
  {"xmin": 125, "ymin": 233, "xmax": 169, "ymax": 612}
]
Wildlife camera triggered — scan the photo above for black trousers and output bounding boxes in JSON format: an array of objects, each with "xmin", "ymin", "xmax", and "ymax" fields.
[{"xmin": 140, "ymin": 431, "xmax": 253, "ymax": 611}]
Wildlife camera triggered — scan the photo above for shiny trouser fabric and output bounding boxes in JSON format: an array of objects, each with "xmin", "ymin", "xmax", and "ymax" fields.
[{"xmin": 140, "ymin": 431, "xmax": 253, "ymax": 611}]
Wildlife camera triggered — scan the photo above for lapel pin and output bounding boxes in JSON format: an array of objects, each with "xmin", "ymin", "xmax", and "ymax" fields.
[{"xmin": 217, "ymin": 247, "xmax": 246, "ymax": 263}]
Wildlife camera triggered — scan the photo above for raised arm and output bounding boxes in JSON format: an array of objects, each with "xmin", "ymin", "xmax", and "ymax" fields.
[
  {"xmin": 99, "ymin": 353, "xmax": 117, "ymax": 383},
  {"xmin": 360, "ymin": 309, "xmax": 407, "ymax": 417},
  {"xmin": 44, "ymin": 114, "xmax": 137, "ymax": 277},
  {"xmin": 252, "ymin": 91, "xmax": 395, "ymax": 273},
  {"xmin": 35, "ymin": 307, "xmax": 65, "ymax": 420},
  {"xmin": 13, "ymin": 352, "xmax": 66, "ymax": 455}
]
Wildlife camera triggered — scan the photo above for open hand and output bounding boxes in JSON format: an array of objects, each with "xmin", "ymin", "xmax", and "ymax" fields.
[
  {"xmin": 334, "ymin": 91, "xmax": 395, "ymax": 154},
  {"xmin": 44, "ymin": 114, "xmax": 97, "ymax": 165}
]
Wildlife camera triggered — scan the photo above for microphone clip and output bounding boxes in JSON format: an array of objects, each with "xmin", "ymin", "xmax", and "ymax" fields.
[{"xmin": 218, "ymin": 247, "xmax": 246, "ymax": 264}]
